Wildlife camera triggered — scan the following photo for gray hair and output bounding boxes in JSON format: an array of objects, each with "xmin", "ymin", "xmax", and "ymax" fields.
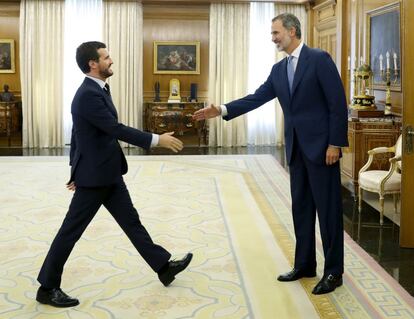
[{"xmin": 272, "ymin": 13, "xmax": 302, "ymax": 39}]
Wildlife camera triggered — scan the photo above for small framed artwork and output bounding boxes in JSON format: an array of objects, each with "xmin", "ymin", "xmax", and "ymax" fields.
[
  {"xmin": 168, "ymin": 78, "xmax": 181, "ymax": 102},
  {"xmin": 366, "ymin": 2, "xmax": 401, "ymax": 91},
  {"xmin": 0, "ymin": 39, "xmax": 15, "ymax": 73},
  {"xmin": 154, "ymin": 41, "xmax": 200, "ymax": 75}
]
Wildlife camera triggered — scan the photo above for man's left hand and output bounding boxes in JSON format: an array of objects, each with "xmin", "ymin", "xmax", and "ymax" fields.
[{"xmin": 326, "ymin": 146, "xmax": 340, "ymax": 165}]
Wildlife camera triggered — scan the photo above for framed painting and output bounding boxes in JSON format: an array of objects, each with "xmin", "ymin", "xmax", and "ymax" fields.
[
  {"xmin": 366, "ymin": 2, "xmax": 401, "ymax": 91},
  {"xmin": 153, "ymin": 41, "xmax": 200, "ymax": 75},
  {"xmin": 0, "ymin": 39, "xmax": 15, "ymax": 74}
]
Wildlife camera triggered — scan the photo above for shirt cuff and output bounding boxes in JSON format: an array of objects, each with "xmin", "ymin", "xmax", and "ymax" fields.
[
  {"xmin": 220, "ymin": 104, "xmax": 228, "ymax": 117},
  {"xmin": 329, "ymin": 145, "xmax": 340, "ymax": 148},
  {"xmin": 151, "ymin": 134, "xmax": 159, "ymax": 147}
]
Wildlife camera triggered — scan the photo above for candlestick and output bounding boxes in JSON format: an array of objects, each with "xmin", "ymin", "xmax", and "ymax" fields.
[
  {"xmin": 347, "ymin": 56, "xmax": 350, "ymax": 71},
  {"xmin": 385, "ymin": 69, "xmax": 392, "ymax": 115},
  {"xmin": 386, "ymin": 51, "xmax": 390, "ymax": 70},
  {"xmin": 393, "ymin": 52, "xmax": 397, "ymax": 70},
  {"xmin": 377, "ymin": 51, "xmax": 399, "ymax": 115},
  {"xmin": 360, "ymin": 56, "xmax": 364, "ymax": 66},
  {"xmin": 379, "ymin": 54, "xmax": 383, "ymax": 71}
]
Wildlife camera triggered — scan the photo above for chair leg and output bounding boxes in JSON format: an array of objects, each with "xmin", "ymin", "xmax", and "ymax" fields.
[
  {"xmin": 379, "ymin": 196, "xmax": 384, "ymax": 225},
  {"xmin": 393, "ymin": 194, "xmax": 398, "ymax": 214},
  {"xmin": 358, "ymin": 187, "xmax": 362, "ymax": 213}
]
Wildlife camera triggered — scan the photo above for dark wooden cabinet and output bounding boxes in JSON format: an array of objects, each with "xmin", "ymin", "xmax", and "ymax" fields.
[
  {"xmin": 341, "ymin": 118, "xmax": 402, "ymax": 194},
  {"xmin": 0, "ymin": 101, "xmax": 21, "ymax": 146},
  {"xmin": 143, "ymin": 102, "xmax": 207, "ymax": 145}
]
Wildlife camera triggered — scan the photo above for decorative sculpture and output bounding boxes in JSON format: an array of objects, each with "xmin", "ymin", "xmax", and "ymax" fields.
[{"xmin": 154, "ymin": 81, "xmax": 161, "ymax": 102}]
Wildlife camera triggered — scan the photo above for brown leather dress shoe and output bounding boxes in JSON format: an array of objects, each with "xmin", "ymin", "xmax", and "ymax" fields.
[
  {"xmin": 312, "ymin": 274, "xmax": 343, "ymax": 295},
  {"xmin": 277, "ymin": 268, "xmax": 317, "ymax": 282},
  {"xmin": 36, "ymin": 287, "xmax": 79, "ymax": 307},
  {"xmin": 158, "ymin": 253, "xmax": 193, "ymax": 287}
]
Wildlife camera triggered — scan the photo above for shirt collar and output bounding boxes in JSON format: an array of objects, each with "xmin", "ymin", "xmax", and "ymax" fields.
[
  {"xmin": 289, "ymin": 41, "xmax": 304, "ymax": 60},
  {"xmin": 85, "ymin": 75, "xmax": 106, "ymax": 89}
]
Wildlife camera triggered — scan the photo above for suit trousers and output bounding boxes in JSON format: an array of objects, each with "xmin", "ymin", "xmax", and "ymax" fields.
[
  {"xmin": 289, "ymin": 138, "xmax": 344, "ymax": 276},
  {"xmin": 37, "ymin": 180, "xmax": 171, "ymax": 288}
]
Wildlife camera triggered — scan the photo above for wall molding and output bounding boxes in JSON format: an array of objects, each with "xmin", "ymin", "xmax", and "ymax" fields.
[{"xmin": 0, "ymin": 2, "xmax": 19, "ymax": 17}]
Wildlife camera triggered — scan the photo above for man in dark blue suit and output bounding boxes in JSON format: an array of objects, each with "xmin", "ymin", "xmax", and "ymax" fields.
[
  {"xmin": 193, "ymin": 13, "xmax": 348, "ymax": 295},
  {"xmin": 36, "ymin": 41, "xmax": 193, "ymax": 307}
]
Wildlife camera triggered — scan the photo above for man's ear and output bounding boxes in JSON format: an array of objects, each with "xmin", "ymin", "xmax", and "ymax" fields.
[{"xmin": 88, "ymin": 60, "xmax": 97, "ymax": 70}]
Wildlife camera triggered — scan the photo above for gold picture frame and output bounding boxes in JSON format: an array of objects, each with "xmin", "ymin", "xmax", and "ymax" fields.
[
  {"xmin": 366, "ymin": 2, "xmax": 401, "ymax": 91},
  {"xmin": 0, "ymin": 39, "xmax": 15, "ymax": 74},
  {"xmin": 153, "ymin": 41, "xmax": 200, "ymax": 75}
]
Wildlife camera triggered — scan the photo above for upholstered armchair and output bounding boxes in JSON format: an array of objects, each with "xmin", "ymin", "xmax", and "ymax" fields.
[{"xmin": 358, "ymin": 135, "xmax": 402, "ymax": 225}]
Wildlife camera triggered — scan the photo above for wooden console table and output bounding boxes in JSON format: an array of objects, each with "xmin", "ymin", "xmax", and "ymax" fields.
[
  {"xmin": 143, "ymin": 102, "xmax": 207, "ymax": 145},
  {"xmin": 0, "ymin": 101, "xmax": 21, "ymax": 147},
  {"xmin": 341, "ymin": 117, "xmax": 402, "ymax": 195}
]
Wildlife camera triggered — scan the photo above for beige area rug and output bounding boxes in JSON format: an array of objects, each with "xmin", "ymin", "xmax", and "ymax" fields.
[{"xmin": 0, "ymin": 155, "xmax": 413, "ymax": 319}]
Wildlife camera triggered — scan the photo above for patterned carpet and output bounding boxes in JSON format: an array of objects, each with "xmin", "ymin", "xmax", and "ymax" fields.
[{"xmin": 0, "ymin": 155, "xmax": 413, "ymax": 319}]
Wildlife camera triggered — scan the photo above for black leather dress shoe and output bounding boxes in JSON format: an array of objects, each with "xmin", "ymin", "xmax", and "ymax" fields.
[
  {"xmin": 36, "ymin": 287, "xmax": 79, "ymax": 307},
  {"xmin": 277, "ymin": 268, "xmax": 317, "ymax": 282},
  {"xmin": 158, "ymin": 253, "xmax": 193, "ymax": 287},
  {"xmin": 312, "ymin": 274, "xmax": 343, "ymax": 295}
]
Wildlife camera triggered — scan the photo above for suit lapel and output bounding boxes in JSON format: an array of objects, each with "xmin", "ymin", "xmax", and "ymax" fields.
[
  {"xmin": 84, "ymin": 78, "xmax": 118, "ymax": 118},
  {"xmin": 291, "ymin": 45, "xmax": 310, "ymax": 97},
  {"xmin": 103, "ymin": 93, "xmax": 118, "ymax": 118}
]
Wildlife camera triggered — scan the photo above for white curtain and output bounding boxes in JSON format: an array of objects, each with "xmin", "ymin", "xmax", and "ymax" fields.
[
  {"xmin": 208, "ymin": 3, "xmax": 250, "ymax": 147},
  {"xmin": 63, "ymin": 0, "xmax": 103, "ymax": 144},
  {"xmin": 247, "ymin": 2, "xmax": 277, "ymax": 146},
  {"xmin": 20, "ymin": 0, "xmax": 65, "ymax": 147},
  {"xmin": 274, "ymin": 4, "xmax": 308, "ymax": 146},
  {"xmin": 103, "ymin": 0, "xmax": 143, "ymax": 147}
]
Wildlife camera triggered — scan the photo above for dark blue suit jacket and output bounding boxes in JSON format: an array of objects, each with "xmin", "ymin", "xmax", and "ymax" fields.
[
  {"xmin": 224, "ymin": 45, "xmax": 348, "ymax": 165},
  {"xmin": 69, "ymin": 77, "xmax": 152, "ymax": 187}
]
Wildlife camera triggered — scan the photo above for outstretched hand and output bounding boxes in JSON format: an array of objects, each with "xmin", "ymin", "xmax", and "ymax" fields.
[
  {"xmin": 192, "ymin": 104, "xmax": 221, "ymax": 121},
  {"xmin": 158, "ymin": 132, "xmax": 184, "ymax": 153}
]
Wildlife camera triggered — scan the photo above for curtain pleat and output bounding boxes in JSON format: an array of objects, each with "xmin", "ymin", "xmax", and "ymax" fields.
[
  {"xmin": 103, "ymin": 0, "xmax": 143, "ymax": 147},
  {"xmin": 208, "ymin": 3, "xmax": 250, "ymax": 147},
  {"xmin": 247, "ymin": 2, "xmax": 277, "ymax": 146},
  {"xmin": 20, "ymin": 0, "xmax": 64, "ymax": 147}
]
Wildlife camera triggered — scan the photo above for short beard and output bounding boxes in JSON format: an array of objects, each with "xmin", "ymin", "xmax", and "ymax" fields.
[
  {"xmin": 276, "ymin": 44, "xmax": 284, "ymax": 52},
  {"xmin": 99, "ymin": 69, "xmax": 113, "ymax": 79}
]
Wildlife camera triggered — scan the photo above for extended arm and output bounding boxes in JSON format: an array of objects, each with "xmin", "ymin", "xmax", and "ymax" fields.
[{"xmin": 76, "ymin": 92, "xmax": 183, "ymax": 152}]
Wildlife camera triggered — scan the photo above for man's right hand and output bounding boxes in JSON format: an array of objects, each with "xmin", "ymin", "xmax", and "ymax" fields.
[
  {"xmin": 66, "ymin": 181, "xmax": 76, "ymax": 191},
  {"xmin": 192, "ymin": 104, "xmax": 221, "ymax": 121},
  {"xmin": 158, "ymin": 132, "xmax": 184, "ymax": 152}
]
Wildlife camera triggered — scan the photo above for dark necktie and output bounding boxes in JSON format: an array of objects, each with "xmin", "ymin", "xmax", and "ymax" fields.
[
  {"xmin": 103, "ymin": 83, "xmax": 111, "ymax": 96},
  {"xmin": 287, "ymin": 55, "xmax": 295, "ymax": 93}
]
